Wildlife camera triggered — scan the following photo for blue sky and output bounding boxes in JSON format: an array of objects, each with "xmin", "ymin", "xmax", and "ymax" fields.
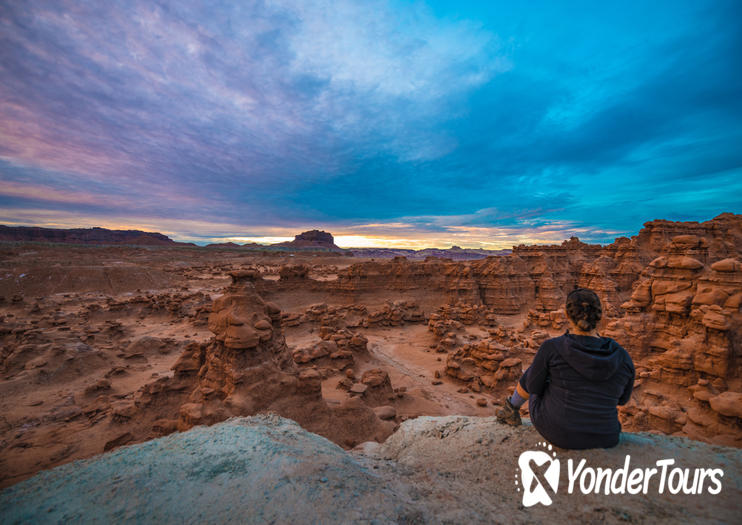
[{"xmin": 1, "ymin": 0, "xmax": 740, "ymax": 248}]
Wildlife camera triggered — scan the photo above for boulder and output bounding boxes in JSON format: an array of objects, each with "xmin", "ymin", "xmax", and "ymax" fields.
[{"xmin": 709, "ymin": 392, "xmax": 742, "ymax": 418}]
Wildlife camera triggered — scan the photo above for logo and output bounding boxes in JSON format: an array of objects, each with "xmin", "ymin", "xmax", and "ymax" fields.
[
  {"xmin": 516, "ymin": 441, "xmax": 560, "ymax": 507},
  {"xmin": 515, "ymin": 442, "xmax": 725, "ymax": 507}
]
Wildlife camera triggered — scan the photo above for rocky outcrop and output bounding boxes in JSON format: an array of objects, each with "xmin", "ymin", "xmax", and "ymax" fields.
[
  {"xmin": 331, "ymin": 235, "xmax": 641, "ymax": 315},
  {"xmin": 446, "ymin": 339, "xmax": 523, "ymax": 390},
  {"xmin": 329, "ymin": 214, "xmax": 740, "ymax": 320},
  {"xmin": 426, "ymin": 304, "xmax": 502, "ymax": 357},
  {"xmin": 281, "ymin": 301, "xmax": 425, "ymax": 330},
  {"xmin": 365, "ymin": 301, "xmax": 426, "ymax": 326},
  {"xmin": 334, "ymin": 257, "xmax": 450, "ymax": 298},
  {"xmin": 278, "ymin": 263, "xmax": 310, "ymax": 280},
  {"xmin": 132, "ymin": 271, "xmax": 395, "ymax": 448},
  {"xmin": 402, "ymin": 214, "xmax": 742, "ymax": 446},
  {"xmin": 3, "ymin": 416, "xmax": 740, "ymax": 524},
  {"xmin": 0, "ymin": 225, "xmax": 195, "ymax": 246},
  {"xmin": 602, "ymin": 223, "xmax": 742, "ymax": 446},
  {"xmin": 0, "ymin": 213, "xmax": 739, "ymax": 494},
  {"xmin": 634, "ymin": 213, "xmax": 742, "ymax": 259},
  {"xmin": 273, "ymin": 230, "xmax": 344, "ymax": 251},
  {"xmin": 292, "ymin": 329, "xmax": 368, "ymax": 373}
]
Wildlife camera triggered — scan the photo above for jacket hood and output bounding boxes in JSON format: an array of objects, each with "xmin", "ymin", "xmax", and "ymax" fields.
[{"xmin": 557, "ymin": 332, "xmax": 624, "ymax": 381}]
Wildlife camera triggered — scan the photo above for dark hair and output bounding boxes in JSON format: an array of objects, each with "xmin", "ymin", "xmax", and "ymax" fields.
[{"xmin": 566, "ymin": 288, "xmax": 602, "ymax": 331}]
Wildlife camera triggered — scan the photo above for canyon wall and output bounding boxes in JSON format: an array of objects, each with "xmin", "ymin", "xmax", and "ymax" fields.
[{"xmin": 325, "ymin": 213, "xmax": 742, "ymax": 445}]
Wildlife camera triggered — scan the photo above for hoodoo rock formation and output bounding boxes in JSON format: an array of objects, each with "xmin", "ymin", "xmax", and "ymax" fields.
[
  {"xmin": 330, "ymin": 215, "xmax": 741, "ymax": 316},
  {"xmin": 133, "ymin": 270, "xmax": 396, "ymax": 447},
  {"xmin": 317, "ymin": 214, "xmax": 742, "ymax": 445},
  {"xmin": 605, "ymin": 238, "xmax": 742, "ymax": 444},
  {"xmin": 0, "ymin": 213, "xmax": 740, "ymax": 490}
]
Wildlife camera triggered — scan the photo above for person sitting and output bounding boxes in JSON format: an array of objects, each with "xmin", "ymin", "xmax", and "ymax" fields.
[{"xmin": 496, "ymin": 288, "xmax": 635, "ymax": 449}]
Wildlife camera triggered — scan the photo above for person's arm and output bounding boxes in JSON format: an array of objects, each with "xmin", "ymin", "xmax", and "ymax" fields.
[
  {"xmin": 618, "ymin": 355, "xmax": 635, "ymax": 405},
  {"xmin": 524, "ymin": 341, "xmax": 552, "ymax": 396}
]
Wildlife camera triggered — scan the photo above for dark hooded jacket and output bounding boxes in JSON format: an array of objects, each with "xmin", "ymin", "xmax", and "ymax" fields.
[{"xmin": 521, "ymin": 332, "xmax": 635, "ymax": 450}]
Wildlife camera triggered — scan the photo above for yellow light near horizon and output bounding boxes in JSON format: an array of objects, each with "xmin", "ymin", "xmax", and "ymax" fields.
[
  {"xmin": 228, "ymin": 237, "xmax": 293, "ymax": 245},
  {"xmin": 1, "ymin": 208, "xmax": 591, "ymax": 250},
  {"xmin": 333, "ymin": 235, "xmax": 395, "ymax": 248},
  {"xmin": 334, "ymin": 235, "xmax": 438, "ymax": 248},
  {"xmin": 334, "ymin": 235, "xmax": 504, "ymax": 249}
]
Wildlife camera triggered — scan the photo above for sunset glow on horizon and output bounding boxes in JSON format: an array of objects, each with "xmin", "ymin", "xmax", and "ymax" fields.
[{"xmin": 1, "ymin": 1, "xmax": 740, "ymax": 248}]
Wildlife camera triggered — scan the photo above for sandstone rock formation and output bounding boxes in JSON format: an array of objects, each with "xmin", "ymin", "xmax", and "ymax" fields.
[
  {"xmin": 280, "ymin": 301, "xmax": 425, "ymax": 330},
  {"xmin": 273, "ymin": 230, "xmax": 344, "ymax": 251},
  {"xmin": 132, "ymin": 270, "xmax": 396, "ymax": 448},
  {"xmin": 292, "ymin": 329, "xmax": 368, "ymax": 373},
  {"xmin": 416, "ymin": 214, "xmax": 741, "ymax": 445},
  {"xmin": 0, "ymin": 225, "xmax": 195, "ymax": 246},
  {"xmin": 604, "ymin": 236, "xmax": 742, "ymax": 445},
  {"xmin": 330, "ymin": 214, "xmax": 740, "ymax": 320},
  {"xmin": 279, "ymin": 263, "xmax": 310, "ymax": 280},
  {"xmin": 1, "ymin": 213, "xmax": 740, "ymax": 491}
]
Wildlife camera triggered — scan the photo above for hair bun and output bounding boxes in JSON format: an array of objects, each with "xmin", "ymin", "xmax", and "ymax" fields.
[{"xmin": 566, "ymin": 288, "xmax": 602, "ymax": 331}]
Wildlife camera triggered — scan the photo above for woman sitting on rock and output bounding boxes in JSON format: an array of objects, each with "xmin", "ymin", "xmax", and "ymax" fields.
[{"xmin": 496, "ymin": 288, "xmax": 635, "ymax": 449}]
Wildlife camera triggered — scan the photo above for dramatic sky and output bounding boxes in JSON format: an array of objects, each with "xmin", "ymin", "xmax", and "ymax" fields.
[{"xmin": 1, "ymin": 1, "xmax": 741, "ymax": 248}]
